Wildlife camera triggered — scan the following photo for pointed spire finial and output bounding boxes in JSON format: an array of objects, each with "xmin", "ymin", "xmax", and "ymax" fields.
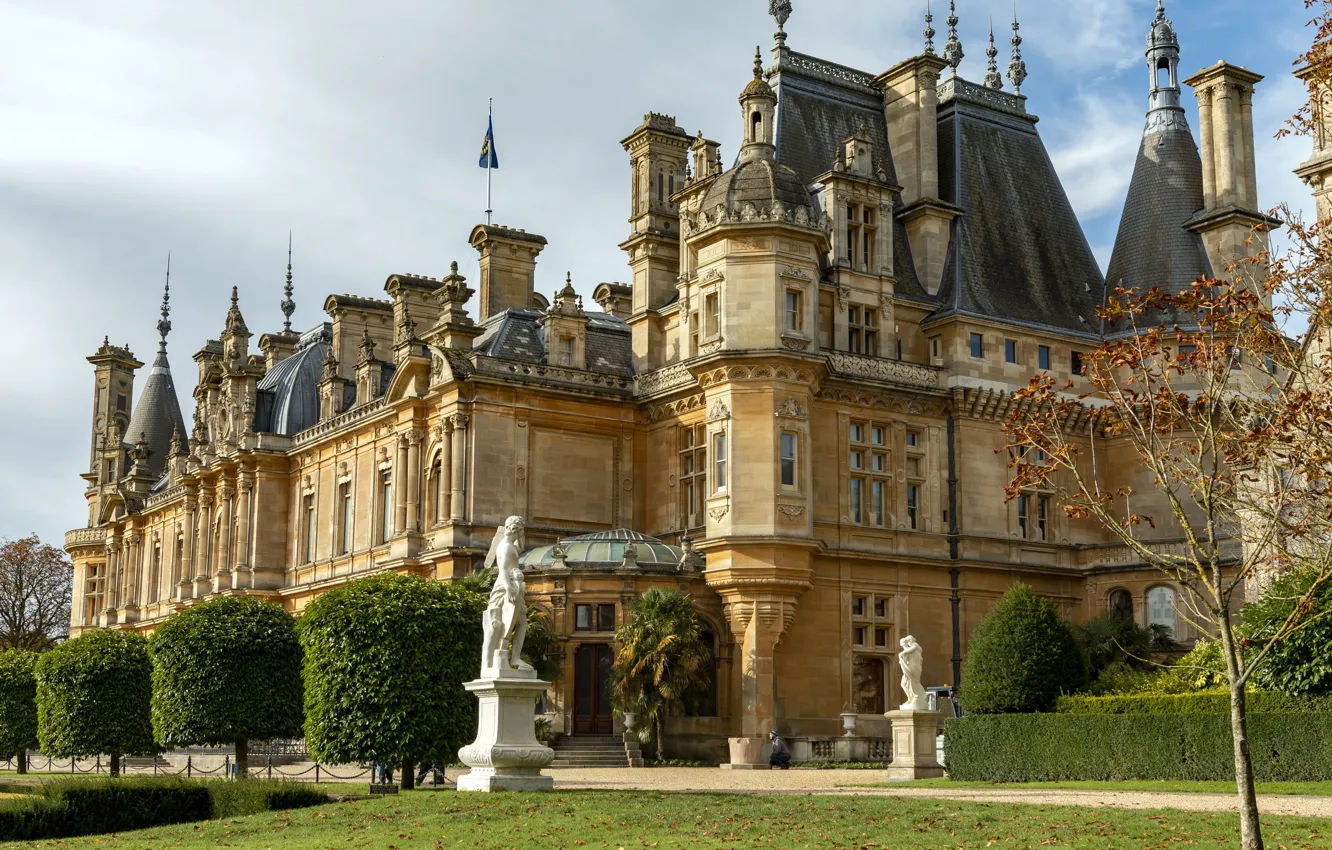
[
  {"xmin": 924, "ymin": 1, "xmax": 936, "ymax": 55},
  {"xmin": 753, "ymin": 45, "xmax": 764, "ymax": 80},
  {"xmin": 1156, "ymin": 0, "xmax": 1166, "ymax": 22},
  {"xmin": 942, "ymin": 0, "xmax": 964, "ymax": 76},
  {"xmin": 281, "ymin": 231, "xmax": 296, "ymax": 333},
  {"xmin": 1008, "ymin": 10, "xmax": 1028, "ymax": 94},
  {"xmin": 984, "ymin": 19, "xmax": 1003, "ymax": 89},
  {"xmin": 156, "ymin": 252, "xmax": 172, "ymax": 352}
]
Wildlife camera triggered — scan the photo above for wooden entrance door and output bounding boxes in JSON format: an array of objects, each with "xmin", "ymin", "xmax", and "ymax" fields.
[{"xmin": 574, "ymin": 644, "xmax": 614, "ymax": 734}]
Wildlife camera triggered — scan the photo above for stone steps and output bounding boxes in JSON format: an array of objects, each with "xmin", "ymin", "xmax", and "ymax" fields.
[{"xmin": 548, "ymin": 736, "xmax": 631, "ymax": 768}]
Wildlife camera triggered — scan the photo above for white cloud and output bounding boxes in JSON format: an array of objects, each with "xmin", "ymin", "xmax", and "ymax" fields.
[{"xmin": 1046, "ymin": 91, "xmax": 1145, "ymax": 222}]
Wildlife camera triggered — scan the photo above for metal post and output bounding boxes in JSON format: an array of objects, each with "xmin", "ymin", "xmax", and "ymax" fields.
[
  {"xmin": 95, "ymin": 755, "xmax": 101, "ymax": 775},
  {"xmin": 187, "ymin": 755, "xmax": 192, "ymax": 778},
  {"xmin": 315, "ymin": 763, "xmax": 320, "ymax": 784},
  {"xmin": 267, "ymin": 755, "xmax": 273, "ymax": 780},
  {"xmin": 225, "ymin": 755, "xmax": 230, "ymax": 780}
]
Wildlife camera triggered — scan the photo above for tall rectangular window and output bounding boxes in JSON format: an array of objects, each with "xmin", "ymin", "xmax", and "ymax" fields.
[
  {"xmin": 85, "ymin": 564, "xmax": 105, "ymax": 625},
  {"xmin": 1037, "ymin": 495, "xmax": 1049, "ymax": 541},
  {"xmin": 906, "ymin": 484, "xmax": 919, "ymax": 530},
  {"xmin": 303, "ymin": 494, "xmax": 316, "ymax": 564},
  {"xmin": 818, "ymin": 290, "xmax": 834, "ymax": 349},
  {"xmin": 380, "ymin": 471, "xmax": 392, "ymax": 544},
  {"xmin": 173, "ymin": 536, "xmax": 183, "ymax": 588},
  {"xmin": 558, "ymin": 337, "xmax": 574, "ymax": 366},
  {"xmin": 780, "ymin": 431, "xmax": 797, "ymax": 487},
  {"xmin": 1038, "ymin": 345, "xmax": 1051, "ymax": 370},
  {"xmin": 785, "ymin": 291, "xmax": 802, "ymax": 332},
  {"xmin": 1017, "ymin": 494, "xmax": 1029, "ymax": 538},
  {"xmin": 970, "ymin": 332, "xmax": 983, "ymax": 358},
  {"xmin": 713, "ymin": 432, "xmax": 728, "ymax": 490},
  {"xmin": 705, "ymin": 292, "xmax": 720, "ymax": 337},
  {"xmin": 339, "ymin": 482, "xmax": 353, "ymax": 555},
  {"xmin": 432, "ymin": 462, "xmax": 443, "ymax": 524},
  {"xmin": 1005, "ymin": 339, "xmax": 1017, "ymax": 363},
  {"xmin": 1071, "ymin": 351, "xmax": 1084, "ymax": 376},
  {"xmin": 848, "ymin": 307, "xmax": 878, "ymax": 355},
  {"xmin": 150, "ymin": 544, "xmax": 161, "ymax": 603},
  {"xmin": 849, "ymin": 421, "xmax": 891, "ymax": 527},
  {"xmin": 679, "ymin": 424, "xmax": 706, "ymax": 528},
  {"xmin": 845, "ymin": 203, "xmax": 876, "ymax": 269},
  {"xmin": 690, "ymin": 312, "xmax": 700, "ymax": 356}
]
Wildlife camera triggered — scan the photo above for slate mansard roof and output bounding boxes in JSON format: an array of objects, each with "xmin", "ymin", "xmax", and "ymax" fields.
[
  {"xmin": 472, "ymin": 308, "xmax": 634, "ymax": 377},
  {"xmin": 930, "ymin": 80, "xmax": 1106, "ymax": 338},
  {"xmin": 769, "ymin": 52, "xmax": 931, "ymax": 301},
  {"xmin": 253, "ymin": 324, "xmax": 330, "ymax": 437}
]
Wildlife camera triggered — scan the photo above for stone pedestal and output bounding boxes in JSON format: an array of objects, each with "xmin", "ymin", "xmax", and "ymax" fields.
[
  {"xmin": 457, "ymin": 662, "xmax": 554, "ymax": 792},
  {"xmin": 720, "ymin": 736, "xmax": 771, "ymax": 770},
  {"xmin": 884, "ymin": 709, "xmax": 944, "ymax": 781}
]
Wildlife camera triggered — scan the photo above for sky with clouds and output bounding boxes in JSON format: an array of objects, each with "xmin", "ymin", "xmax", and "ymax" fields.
[{"xmin": 0, "ymin": 0, "xmax": 1318, "ymax": 550}]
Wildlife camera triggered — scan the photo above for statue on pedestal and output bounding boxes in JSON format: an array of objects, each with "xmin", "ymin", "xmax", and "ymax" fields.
[
  {"xmin": 480, "ymin": 516, "xmax": 531, "ymax": 677},
  {"xmin": 897, "ymin": 635, "xmax": 927, "ymax": 711}
]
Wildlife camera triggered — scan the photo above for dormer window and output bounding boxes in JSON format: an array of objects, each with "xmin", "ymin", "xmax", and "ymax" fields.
[
  {"xmin": 558, "ymin": 336, "xmax": 574, "ymax": 367},
  {"xmin": 845, "ymin": 204, "xmax": 876, "ymax": 270}
]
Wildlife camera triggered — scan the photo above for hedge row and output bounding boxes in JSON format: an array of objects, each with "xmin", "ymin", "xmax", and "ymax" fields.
[
  {"xmin": 0, "ymin": 778, "xmax": 327, "ymax": 841},
  {"xmin": 943, "ymin": 712, "xmax": 1332, "ymax": 782},
  {"xmin": 1055, "ymin": 691, "xmax": 1332, "ymax": 715}
]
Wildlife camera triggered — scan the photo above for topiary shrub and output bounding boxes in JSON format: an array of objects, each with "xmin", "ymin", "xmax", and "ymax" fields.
[
  {"xmin": 0, "ymin": 650, "xmax": 39, "ymax": 773},
  {"xmin": 959, "ymin": 584, "xmax": 1088, "ymax": 714},
  {"xmin": 297, "ymin": 574, "xmax": 484, "ymax": 789},
  {"xmin": 149, "ymin": 596, "xmax": 303, "ymax": 777},
  {"xmin": 35, "ymin": 630, "xmax": 154, "ymax": 776},
  {"xmin": 1242, "ymin": 567, "xmax": 1332, "ymax": 696}
]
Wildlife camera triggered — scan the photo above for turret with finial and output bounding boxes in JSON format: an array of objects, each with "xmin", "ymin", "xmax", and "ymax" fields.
[
  {"xmin": 942, "ymin": 0, "xmax": 964, "ymax": 76},
  {"xmin": 281, "ymin": 231, "xmax": 295, "ymax": 333},
  {"xmin": 1008, "ymin": 11, "xmax": 1028, "ymax": 94},
  {"xmin": 984, "ymin": 20, "xmax": 1003, "ymax": 89},
  {"xmin": 156, "ymin": 252, "xmax": 172, "ymax": 353},
  {"xmin": 924, "ymin": 1, "xmax": 936, "ymax": 55}
]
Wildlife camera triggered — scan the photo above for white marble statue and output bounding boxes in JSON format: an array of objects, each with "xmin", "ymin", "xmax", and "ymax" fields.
[
  {"xmin": 897, "ymin": 635, "xmax": 928, "ymax": 711},
  {"xmin": 480, "ymin": 516, "xmax": 532, "ymax": 677}
]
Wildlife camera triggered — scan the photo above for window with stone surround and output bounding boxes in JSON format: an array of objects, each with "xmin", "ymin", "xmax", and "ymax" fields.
[
  {"xmin": 1148, "ymin": 586, "xmax": 1177, "ymax": 635},
  {"xmin": 1016, "ymin": 490, "xmax": 1051, "ymax": 542},
  {"xmin": 379, "ymin": 470, "xmax": 393, "ymax": 545},
  {"xmin": 847, "ymin": 305, "xmax": 878, "ymax": 355},
  {"xmin": 780, "ymin": 431, "xmax": 798, "ymax": 489},
  {"xmin": 431, "ymin": 460, "xmax": 443, "ymax": 525},
  {"xmin": 303, "ymin": 493, "xmax": 316, "ymax": 564},
  {"xmin": 705, "ymin": 292, "xmax": 720, "ymax": 338},
  {"xmin": 849, "ymin": 422, "xmax": 890, "ymax": 527},
  {"xmin": 785, "ymin": 290, "xmax": 803, "ymax": 333},
  {"xmin": 679, "ymin": 424, "xmax": 706, "ymax": 530},
  {"xmin": 338, "ymin": 482, "xmax": 353, "ymax": 555},
  {"xmin": 712, "ymin": 431, "xmax": 728, "ymax": 492},
  {"xmin": 149, "ymin": 543, "xmax": 161, "ymax": 604},
  {"xmin": 1038, "ymin": 344, "xmax": 1051, "ymax": 371},
  {"xmin": 173, "ymin": 536, "xmax": 183, "ymax": 588},
  {"xmin": 84, "ymin": 563, "xmax": 105, "ymax": 625},
  {"xmin": 558, "ymin": 336, "xmax": 574, "ymax": 367},
  {"xmin": 845, "ymin": 203, "xmax": 876, "ymax": 270},
  {"xmin": 689, "ymin": 311, "xmax": 700, "ymax": 357}
]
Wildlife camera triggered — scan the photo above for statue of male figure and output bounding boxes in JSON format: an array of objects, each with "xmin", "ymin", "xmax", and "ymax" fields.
[{"xmin": 481, "ymin": 516, "xmax": 532, "ymax": 677}]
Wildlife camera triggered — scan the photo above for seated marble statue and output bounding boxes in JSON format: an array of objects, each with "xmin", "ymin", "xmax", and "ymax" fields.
[{"xmin": 480, "ymin": 516, "xmax": 533, "ymax": 677}]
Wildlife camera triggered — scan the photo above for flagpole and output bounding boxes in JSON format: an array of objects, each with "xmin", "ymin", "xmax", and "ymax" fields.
[{"xmin": 485, "ymin": 97, "xmax": 493, "ymax": 226}]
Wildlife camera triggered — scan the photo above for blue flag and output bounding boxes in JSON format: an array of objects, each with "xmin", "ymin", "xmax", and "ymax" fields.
[{"xmin": 479, "ymin": 117, "xmax": 498, "ymax": 169}]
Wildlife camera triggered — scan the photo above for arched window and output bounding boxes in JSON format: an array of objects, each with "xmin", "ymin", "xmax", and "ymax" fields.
[
  {"xmin": 751, "ymin": 111, "xmax": 762, "ymax": 142},
  {"xmin": 1108, "ymin": 588, "xmax": 1133, "ymax": 622},
  {"xmin": 853, "ymin": 656, "xmax": 885, "ymax": 714},
  {"xmin": 1156, "ymin": 58, "xmax": 1171, "ymax": 89},
  {"xmin": 1147, "ymin": 586, "xmax": 1176, "ymax": 634},
  {"xmin": 657, "ymin": 170, "xmax": 664, "ymax": 203},
  {"xmin": 431, "ymin": 460, "xmax": 443, "ymax": 524}
]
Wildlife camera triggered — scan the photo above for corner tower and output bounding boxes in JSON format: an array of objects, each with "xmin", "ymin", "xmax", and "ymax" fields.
[
  {"xmin": 1106, "ymin": 1, "xmax": 1212, "ymax": 293},
  {"xmin": 620, "ymin": 113, "xmax": 691, "ymax": 372},
  {"xmin": 122, "ymin": 264, "xmax": 189, "ymax": 482}
]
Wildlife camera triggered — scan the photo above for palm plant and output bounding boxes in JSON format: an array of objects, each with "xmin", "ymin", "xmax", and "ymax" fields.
[
  {"xmin": 608, "ymin": 589, "xmax": 711, "ymax": 759},
  {"xmin": 1074, "ymin": 614, "xmax": 1179, "ymax": 680}
]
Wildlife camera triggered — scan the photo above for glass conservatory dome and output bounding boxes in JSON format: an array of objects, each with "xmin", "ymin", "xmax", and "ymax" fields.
[{"xmin": 519, "ymin": 528, "xmax": 692, "ymax": 570}]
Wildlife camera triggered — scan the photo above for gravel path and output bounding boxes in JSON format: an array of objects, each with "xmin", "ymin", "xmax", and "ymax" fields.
[{"xmin": 540, "ymin": 767, "xmax": 1332, "ymax": 818}]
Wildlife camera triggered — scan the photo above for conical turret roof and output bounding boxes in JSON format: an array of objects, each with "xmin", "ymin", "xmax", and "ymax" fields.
[{"xmin": 123, "ymin": 261, "xmax": 189, "ymax": 478}]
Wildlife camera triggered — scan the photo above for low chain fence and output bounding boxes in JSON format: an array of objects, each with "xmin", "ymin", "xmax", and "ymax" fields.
[{"xmin": 1, "ymin": 754, "xmax": 455, "ymax": 786}]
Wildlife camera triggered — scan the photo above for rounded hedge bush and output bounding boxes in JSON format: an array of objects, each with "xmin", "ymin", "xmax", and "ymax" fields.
[
  {"xmin": 149, "ymin": 596, "xmax": 303, "ymax": 776},
  {"xmin": 296, "ymin": 574, "xmax": 484, "ymax": 788},
  {"xmin": 960, "ymin": 583, "xmax": 1088, "ymax": 714},
  {"xmin": 0, "ymin": 650, "xmax": 39, "ymax": 772},
  {"xmin": 36, "ymin": 630, "xmax": 154, "ymax": 775}
]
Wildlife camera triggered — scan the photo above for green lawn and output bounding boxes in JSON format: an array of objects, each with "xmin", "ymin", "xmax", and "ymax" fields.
[
  {"xmin": 893, "ymin": 777, "xmax": 1332, "ymax": 796},
  {"xmin": 8, "ymin": 790, "xmax": 1332, "ymax": 849}
]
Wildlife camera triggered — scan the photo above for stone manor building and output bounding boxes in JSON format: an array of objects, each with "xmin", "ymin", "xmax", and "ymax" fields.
[{"xmin": 65, "ymin": 2, "xmax": 1301, "ymax": 763}]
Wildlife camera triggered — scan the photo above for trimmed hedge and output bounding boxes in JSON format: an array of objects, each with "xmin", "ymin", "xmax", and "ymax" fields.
[
  {"xmin": 0, "ymin": 778, "xmax": 328, "ymax": 841},
  {"xmin": 944, "ymin": 712, "xmax": 1332, "ymax": 782},
  {"xmin": 0, "ymin": 650, "xmax": 39, "ymax": 767},
  {"xmin": 1056, "ymin": 690, "xmax": 1332, "ymax": 715}
]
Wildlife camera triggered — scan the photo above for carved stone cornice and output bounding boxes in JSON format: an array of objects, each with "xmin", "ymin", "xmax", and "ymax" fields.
[{"xmin": 825, "ymin": 351, "xmax": 942, "ymax": 391}]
